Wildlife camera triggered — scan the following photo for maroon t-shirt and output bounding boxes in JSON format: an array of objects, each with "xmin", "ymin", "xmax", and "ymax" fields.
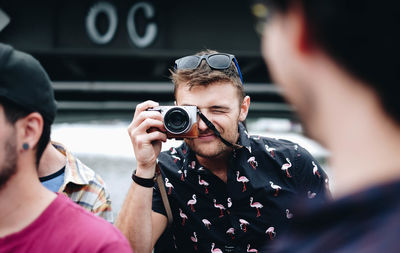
[{"xmin": 0, "ymin": 194, "xmax": 132, "ymax": 253}]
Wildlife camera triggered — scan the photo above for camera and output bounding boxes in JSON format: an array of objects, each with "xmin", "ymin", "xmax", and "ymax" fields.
[{"xmin": 148, "ymin": 106, "xmax": 199, "ymax": 139}]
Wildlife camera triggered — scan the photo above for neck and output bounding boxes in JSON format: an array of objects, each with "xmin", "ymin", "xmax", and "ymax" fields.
[
  {"xmin": 0, "ymin": 160, "xmax": 56, "ymax": 237},
  {"xmin": 328, "ymin": 108, "xmax": 400, "ymax": 198},
  {"xmin": 38, "ymin": 143, "xmax": 66, "ymax": 177},
  {"xmin": 196, "ymin": 152, "xmax": 230, "ymax": 183},
  {"xmin": 309, "ymin": 58, "xmax": 400, "ymax": 198}
]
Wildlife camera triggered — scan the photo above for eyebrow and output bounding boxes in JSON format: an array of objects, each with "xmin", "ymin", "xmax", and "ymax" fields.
[{"xmin": 180, "ymin": 103, "xmax": 231, "ymax": 110}]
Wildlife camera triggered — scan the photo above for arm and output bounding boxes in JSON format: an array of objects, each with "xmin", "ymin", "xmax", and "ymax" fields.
[
  {"xmin": 115, "ymin": 100, "xmax": 168, "ymax": 253},
  {"xmin": 116, "ymin": 182, "xmax": 168, "ymax": 252}
]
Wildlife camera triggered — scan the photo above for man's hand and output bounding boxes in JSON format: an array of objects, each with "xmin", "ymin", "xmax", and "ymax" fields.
[{"xmin": 128, "ymin": 100, "xmax": 167, "ymax": 178}]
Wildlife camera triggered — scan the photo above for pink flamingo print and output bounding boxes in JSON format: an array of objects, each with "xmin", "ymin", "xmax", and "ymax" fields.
[
  {"xmin": 236, "ymin": 171, "xmax": 249, "ymax": 192},
  {"xmin": 165, "ymin": 178, "xmax": 174, "ymax": 195},
  {"xmin": 265, "ymin": 144, "xmax": 276, "ymax": 157},
  {"xmin": 286, "ymin": 209, "xmax": 293, "ymax": 219},
  {"xmin": 250, "ymin": 197, "xmax": 263, "ymax": 217},
  {"xmin": 269, "ymin": 181, "xmax": 281, "ymax": 196},
  {"xmin": 226, "ymin": 227, "xmax": 235, "ymax": 239},
  {"xmin": 198, "ymin": 175, "xmax": 209, "ymax": 194},
  {"xmin": 247, "ymin": 156, "xmax": 258, "ymax": 169},
  {"xmin": 246, "ymin": 146, "xmax": 252, "ymax": 153},
  {"xmin": 211, "ymin": 243, "xmax": 223, "ymax": 253},
  {"xmin": 202, "ymin": 219, "xmax": 211, "ymax": 229},
  {"xmin": 213, "ymin": 199, "xmax": 226, "ymax": 218},
  {"xmin": 265, "ymin": 226, "xmax": 276, "ymax": 240},
  {"xmin": 239, "ymin": 219, "xmax": 249, "ymax": 232},
  {"xmin": 307, "ymin": 191, "xmax": 316, "ymax": 199},
  {"xmin": 312, "ymin": 161, "xmax": 321, "ymax": 178},
  {"xmin": 171, "ymin": 155, "xmax": 181, "ymax": 163},
  {"xmin": 179, "ymin": 208, "xmax": 188, "ymax": 226},
  {"xmin": 227, "ymin": 198, "xmax": 232, "ymax": 208},
  {"xmin": 190, "ymin": 232, "xmax": 198, "ymax": 251},
  {"xmin": 281, "ymin": 158, "xmax": 292, "ymax": 178},
  {"xmin": 187, "ymin": 194, "xmax": 197, "ymax": 212},
  {"xmin": 247, "ymin": 244, "xmax": 258, "ymax": 253},
  {"xmin": 178, "ymin": 169, "xmax": 185, "ymax": 181},
  {"xmin": 170, "ymin": 147, "xmax": 177, "ymax": 154},
  {"xmin": 189, "ymin": 160, "xmax": 196, "ymax": 169}
]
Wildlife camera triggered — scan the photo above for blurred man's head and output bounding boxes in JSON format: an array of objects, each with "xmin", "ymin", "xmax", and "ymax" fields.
[
  {"xmin": 0, "ymin": 43, "xmax": 56, "ymax": 189},
  {"xmin": 170, "ymin": 50, "xmax": 250, "ymax": 158},
  {"xmin": 255, "ymin": 0, "xmax": 400, "ymax": 138}
]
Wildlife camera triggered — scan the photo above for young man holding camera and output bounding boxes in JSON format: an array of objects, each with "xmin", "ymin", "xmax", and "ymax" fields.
[{"xmin": 116, "ymin": 50, "xmax": 330, "ymax": 252}]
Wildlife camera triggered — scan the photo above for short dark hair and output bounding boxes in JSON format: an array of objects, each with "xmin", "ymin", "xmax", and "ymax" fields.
[
  {"xmin": 0, "ymin": 98, "xmax": 51, "ymax": 166},
  {"xmin": 261, "ymin": 0, "xmax": 400, "ymax": 123},
  {"xmin": 170, "ymin": 49, "xmax": 245, "ymax": 103}
]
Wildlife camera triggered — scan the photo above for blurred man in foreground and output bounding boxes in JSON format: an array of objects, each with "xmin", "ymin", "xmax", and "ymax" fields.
[
  {"xmin": 0, "ymin": 43, "xmax": 131, "ymax": 252},
  {"xmin": 253, "ymin": 0, "xmax": 400, "ymax": 251}
]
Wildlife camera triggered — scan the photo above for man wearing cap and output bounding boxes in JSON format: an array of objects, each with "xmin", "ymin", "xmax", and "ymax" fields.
[
  {"xmin": 253, "ymin": 0, "xmax": 400, "ymax": 252},
  {"xmin": 116, "ymin": 49, "xmax": 330, "ymax": 253},
  {"xmin": 0, "ymin": 43, "xmax": 132, "ymax": 252}
]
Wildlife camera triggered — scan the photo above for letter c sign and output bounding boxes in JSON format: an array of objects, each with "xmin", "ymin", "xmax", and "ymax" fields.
[{"xmin": 85, "ymin": 1, "xmax": 157, "ymax": 48}]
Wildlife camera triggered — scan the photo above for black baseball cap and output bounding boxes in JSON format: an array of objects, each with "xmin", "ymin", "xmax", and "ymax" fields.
[{"xmin": 0, "ymin": 43, "xmax": 57, "ymax": 123}]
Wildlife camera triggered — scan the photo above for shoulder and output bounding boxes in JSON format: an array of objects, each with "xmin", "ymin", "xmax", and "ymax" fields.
[
  {"xmin": 249, "ymin": 135, "xmax": 304, "ymax": 163},
  {"xmin": 65, "ymin": 152, "xmax": 108, "ymax": 190},
  {"xmin": 56, "ymin": 196, "xmax": 130, "ymax": 249}
]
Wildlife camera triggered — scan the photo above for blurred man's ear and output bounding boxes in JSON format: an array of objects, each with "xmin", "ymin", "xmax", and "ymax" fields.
[
  {"xmin": 288, "ymin": 3, "xmax": 316, "ymax": 56},
  {"xmin": 239, "ymin": 96, "xmax": 250, "ymax": 122},
  {"xmin": 16, "ymin": 112, "xmax": 43, "ymax": 152}
]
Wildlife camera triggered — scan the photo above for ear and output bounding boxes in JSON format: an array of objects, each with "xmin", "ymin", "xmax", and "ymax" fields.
[
  {"xmin": 16, "ymin": 112, "xmax": 44, "ymax": 152},
  {"xmin": 288, "ymin": 3, "xmax": 315, "ymax": 55},
  {"xmin": 239, "ymin": 96, "xmax": 250, "ymax": 122}
]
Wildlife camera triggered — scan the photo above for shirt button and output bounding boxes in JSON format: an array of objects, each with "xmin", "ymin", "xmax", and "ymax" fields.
[{"xmin": 224, "ymin": 245, "xmax": 235, "ymax": 252}]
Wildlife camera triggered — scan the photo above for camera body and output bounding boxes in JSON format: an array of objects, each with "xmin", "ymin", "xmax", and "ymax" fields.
[{"xmin": 148, "ymin": 106, "xmax": 199, "ymax": 139}]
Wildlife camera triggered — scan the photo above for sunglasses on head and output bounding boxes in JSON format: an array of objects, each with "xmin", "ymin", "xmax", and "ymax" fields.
[{"xmin": 174, "ymin": 53, "xmax": 244, "ymax": 83}]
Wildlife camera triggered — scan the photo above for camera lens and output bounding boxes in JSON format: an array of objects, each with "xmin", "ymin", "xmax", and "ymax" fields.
[{"xmin": 164, "ymin": 108, "xmax": 190, "ymax": 134}]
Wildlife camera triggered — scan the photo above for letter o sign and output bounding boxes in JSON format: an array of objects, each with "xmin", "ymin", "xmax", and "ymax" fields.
[{"xmin": 86, "ymin": 1, "xmax": 118, "ymax": 45}]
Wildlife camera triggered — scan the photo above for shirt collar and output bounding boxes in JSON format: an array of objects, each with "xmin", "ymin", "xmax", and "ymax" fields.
[
  {"xmin": 52, "ymin": 141, "xmax": 90, "ymax": 186},
  {"xmin": 237, "ymin": 122, "xmax": 252, "ymax": 153}
]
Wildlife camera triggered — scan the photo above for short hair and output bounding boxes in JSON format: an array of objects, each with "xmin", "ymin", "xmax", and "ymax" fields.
[
  {"xmin": 170, "ymin": 49, "xmax": 245, "ymax": 103},
  {"xmin": 0, "ymin": 98, "xmax": 51, "ymax": 166},
  {"xmin": 263, "ymin": 0, "xmax": 400, "ymax": 123}
]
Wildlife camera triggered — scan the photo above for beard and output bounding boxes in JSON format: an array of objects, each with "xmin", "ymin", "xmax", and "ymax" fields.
[
  {"xmin": 184, "ymin": 123, "xmax": 239, "ymax": 159},
  {"xmin": 0, "ymin": 133, "xmax": 18, "ymax": 191}
]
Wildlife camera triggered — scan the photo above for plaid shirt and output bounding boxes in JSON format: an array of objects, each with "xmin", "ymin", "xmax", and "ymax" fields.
[{"xmin": 52, "ymin": 142, "xmax": 113, "ymax": 223}]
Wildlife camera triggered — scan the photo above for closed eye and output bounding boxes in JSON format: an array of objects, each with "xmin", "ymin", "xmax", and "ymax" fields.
[{"xmin": 210, "ymin": 106, "xmax": 230, "ymax": 114}]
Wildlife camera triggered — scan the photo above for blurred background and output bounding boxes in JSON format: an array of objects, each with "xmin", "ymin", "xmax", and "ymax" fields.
[{"xmin": 0, "ymin": 0, "xmax": 330, "ymax": 218}]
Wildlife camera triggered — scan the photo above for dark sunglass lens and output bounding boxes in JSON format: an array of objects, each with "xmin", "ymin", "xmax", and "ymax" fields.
[
  {"xmin": 207, "ymin": 54, "xmax": 231, "ymax": 69},
  {"xmin": 176, "ymin": 56, "xmax": 200, "ymax": 69}
]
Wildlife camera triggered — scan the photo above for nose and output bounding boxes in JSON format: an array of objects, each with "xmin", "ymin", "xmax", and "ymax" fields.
[{"xmin": 197, "ymin": 114, "xmax": 208, "ymax": 131}]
